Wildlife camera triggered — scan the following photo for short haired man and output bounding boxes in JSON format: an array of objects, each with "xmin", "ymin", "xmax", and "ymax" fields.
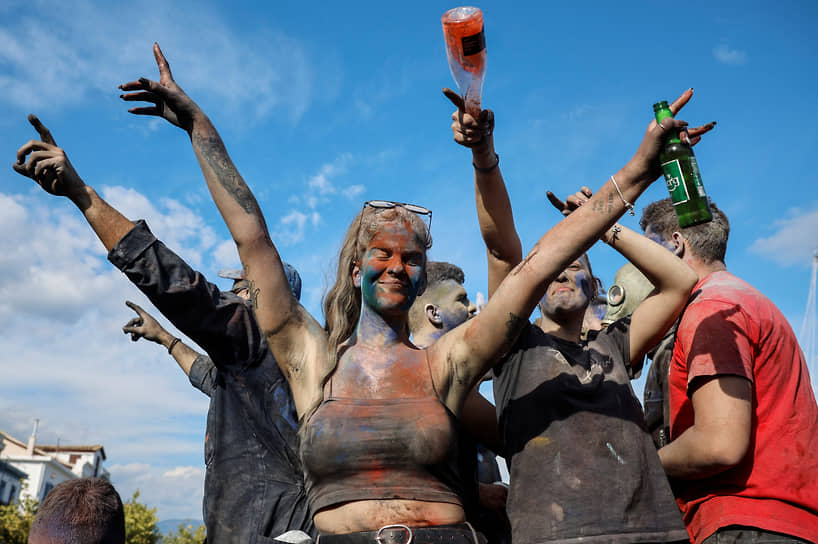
[
  {"xmin": 408, "ymin": 261, "xmax": 476, "ymax": 347},
  {"xmin": 28, "ymin": 478, "xmax": 125, "ymax": 544},
  {"xmin": 641, "ymin": 198, "xmax": 818, "ymax": 543}
]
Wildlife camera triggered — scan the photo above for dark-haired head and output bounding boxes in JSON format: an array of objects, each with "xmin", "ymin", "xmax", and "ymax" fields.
[{"xmin": 28, "ymin": 478, "xmax": 125, "ymax": 544}]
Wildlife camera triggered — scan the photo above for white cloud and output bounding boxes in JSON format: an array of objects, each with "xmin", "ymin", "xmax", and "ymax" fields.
[
  {"xmin": 272, "ymin": 154, "xmax": 362, "ymax": 246},
  {"xmin": 343, "ymin": 184, "xmax": 365, "ymax": 199},
  {"xmin": 750, "ymin": 204, "xmax": 818, "ymax": 266},
  {"xmin": 110, "ymin": 463, "xmax": 205, "ymax": 520},
  {"xmin": 713, "ymin": 43, "xmax": 748, "ymax": 65},
  {"xmin": 0, "ymin": 1, "xmax": 314, "ymax": 123},
  {"xmin": 0, "ymin": 188, "xmax": 216, "ymax": 520}
]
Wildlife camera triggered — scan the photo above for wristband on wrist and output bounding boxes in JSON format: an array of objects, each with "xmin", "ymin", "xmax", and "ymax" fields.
[{"xmin": 473, "ymin": 153, "xmax": 500, "ymax": 173}]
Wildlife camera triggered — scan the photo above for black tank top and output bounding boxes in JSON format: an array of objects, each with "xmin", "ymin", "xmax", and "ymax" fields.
[{"xmin": 299, "ymin": 348, "xmax": 467, "ymax": 514}]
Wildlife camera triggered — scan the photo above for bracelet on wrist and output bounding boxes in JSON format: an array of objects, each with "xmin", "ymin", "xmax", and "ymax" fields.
[
  {"xmin": 610, "ymin": 175, "xmax": 635, "ymax": 216},
  {"xmin": 606, "ymin": 224, "xmax": 622, "ymax": 245},
  {"xmin": 473, "ymin": 153, "xmax": 500, "ymax": 173},
  {"xmin": 168, "ymin": 337, "xmax": 182, "ymax": 355}
]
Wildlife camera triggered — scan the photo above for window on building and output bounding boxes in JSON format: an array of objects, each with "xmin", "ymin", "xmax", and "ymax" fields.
[
  {"xmin": 8, "ymin": 484, "xmax": 16, "ymax": 504},
  {"xmin": 0, "ymin": 480, "xmax": 6, "ymax": 505},
  {"xmin": 94, "ymin": 455, "xmax": 100, "ymax": 477},
  {"xmin": 41, "ymin": 482, "xmax": 54, "ymax": 501}
]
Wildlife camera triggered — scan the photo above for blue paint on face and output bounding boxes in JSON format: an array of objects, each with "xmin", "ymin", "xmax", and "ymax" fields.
[
  {"xmin": 540, "ymin": 259, "xmax": 593, "ymax": 317},
  {"xmin": 358, "ymin": 219, "xmax": 425, "ymax": 316},
  {"xmin": 645, "ymin": 226, "xmax": 675, "ymax": 252}
]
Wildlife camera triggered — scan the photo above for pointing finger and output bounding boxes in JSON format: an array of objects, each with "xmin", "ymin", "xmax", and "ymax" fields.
[
  {"xmin": 546, "ymin": 191, "xmax": 567, "ymax": 213},
  {"xmin": 125, "ymin": 300, "xmax": 145, "ymax": 315},
  {"xmin": 27, "ymin": 115, "xmax": 57, "ymax": 146},
  {"xmin": 153, "ymin": 42, "xmax": 174, "ymax": 83},
  {"xmin": 668, "ymin": 88, "xmax": 694, "ymax": 116},
  {"xmin": 443, "ymin": 87, "xmax": 465, "ymax": 111}
]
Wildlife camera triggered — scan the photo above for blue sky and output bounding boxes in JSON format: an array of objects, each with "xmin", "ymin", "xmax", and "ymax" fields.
[{"xmin": 1, "ymin": 0, "xmax": 816, "ymax": 521}]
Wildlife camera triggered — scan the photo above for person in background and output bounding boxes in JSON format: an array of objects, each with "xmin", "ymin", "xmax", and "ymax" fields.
[
  {"xmin": 448, "ymin": 86, "xmax": 710, "ymax": 543},
  {"xmin": 28, "ymin": 478, "xmax": 125, "ymax": 544},
  {"xmin": 13, "ymin": 114, "xmax": 314, "ymax": 543},
  {"xmin": 641, "ymin": 198, "xmax": 818, "ymax": 544},
  {"xmin": 408, "ymin": 260, "xmax": 510, "ymax": 543},
  {"xmin": 603, "ymin": 262, "xmax": 676, "ymax": 449}
]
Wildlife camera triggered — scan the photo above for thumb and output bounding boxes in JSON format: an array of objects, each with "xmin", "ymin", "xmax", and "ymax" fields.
[{"xmin": 442, "ymin": 87, "xmax": 465, "ymax": 111}]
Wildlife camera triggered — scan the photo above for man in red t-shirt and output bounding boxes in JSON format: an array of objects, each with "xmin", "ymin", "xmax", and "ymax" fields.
[{"xmin": 640, "ymin": 198, "xmax": 818, "ymax": 544}]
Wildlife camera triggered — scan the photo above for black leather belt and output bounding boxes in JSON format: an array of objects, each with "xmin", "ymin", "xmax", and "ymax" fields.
[{"xmin": 317, "ymin": 523, "xmax": 479, "ymax": 544}]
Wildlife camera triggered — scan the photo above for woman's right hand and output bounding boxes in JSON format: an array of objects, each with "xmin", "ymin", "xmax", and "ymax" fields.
[{"xmin": 624, "ymin": 88, "xmax": 716, "ymax": 185}]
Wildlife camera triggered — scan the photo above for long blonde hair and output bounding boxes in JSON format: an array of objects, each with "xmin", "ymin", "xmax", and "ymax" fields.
[{"xmin": 323, "ymin": 205, "xmax": 432, "ymax": 357}]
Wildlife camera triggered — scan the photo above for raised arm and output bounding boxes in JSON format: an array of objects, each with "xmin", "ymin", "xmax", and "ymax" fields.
[
  {"xmin": 549, "ymin": 189, "xmax": 699, "ymax": 364},
  {"xmin": 119, "ymin": 44, "xmax": 327, "ymax": 415},
  {"xmin": 123, "ymin": 301, "xmax": 200, "ymax": 377},
  {"xmin": 444, "ymin": 89, "xmax": 522, "ymax": 297},
  {"xmin": 13, "ymin": 115, "xmax": 134, "ymax": 250},
  {"xmin": 432, "ymin": 89, "xmax": 709, "ymax": 407}
]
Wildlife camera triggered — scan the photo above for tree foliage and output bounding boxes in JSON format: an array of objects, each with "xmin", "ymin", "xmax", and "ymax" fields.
[
  {"xmin": 123, "ymin": 490, "xmax": 161, "ymax": 544},
  {"xmin": 0, "ymin": 487, "xmax": 38, "ymax": 544},
  {"xmin": 162, "ymin": 522, "xmax": 207, "ymax": 544}
]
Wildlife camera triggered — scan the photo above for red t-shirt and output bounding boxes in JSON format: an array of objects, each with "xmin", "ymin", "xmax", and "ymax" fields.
[{"xmin": 669, "ymin": 271, "xmax": 818, "ymax": 543}]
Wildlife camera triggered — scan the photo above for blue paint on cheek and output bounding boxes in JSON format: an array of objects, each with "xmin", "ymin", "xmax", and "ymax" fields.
[{"xmin": 575, "ymin": 271, "xmax": 593, "ymax": 300}]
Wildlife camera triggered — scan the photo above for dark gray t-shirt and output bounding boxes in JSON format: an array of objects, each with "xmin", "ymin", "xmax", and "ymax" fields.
[{"xmin": 493, "ymin": 319, "xmax": 687, "ymax": 544}]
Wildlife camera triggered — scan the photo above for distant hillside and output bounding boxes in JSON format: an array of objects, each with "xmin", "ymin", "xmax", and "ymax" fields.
[{"xmin": 157, "ymin": 518, "xmax": 204, "ymax": 534}]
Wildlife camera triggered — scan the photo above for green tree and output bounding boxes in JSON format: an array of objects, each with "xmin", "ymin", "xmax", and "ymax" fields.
[
  {"xmin": 162, "ymin": 522, "xmax": 206, "ymax": 544},
  {"xmin": 0, "ymin": 481, "xmax": 38, "ymax": 544},
  {"xmin": 123, "ymin": 490, "xmax": 160, "ymax": 544}
]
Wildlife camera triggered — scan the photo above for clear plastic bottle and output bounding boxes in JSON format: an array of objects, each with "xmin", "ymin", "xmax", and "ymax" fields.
[{"xmin": 442, "ymin": 7, "xmax": 486, "ymax": 118}]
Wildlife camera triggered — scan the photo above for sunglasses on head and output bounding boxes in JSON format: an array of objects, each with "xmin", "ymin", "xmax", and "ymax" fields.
[{"xmin": 362, "ymin": 200, "xmax": 433, "ymax": 232}]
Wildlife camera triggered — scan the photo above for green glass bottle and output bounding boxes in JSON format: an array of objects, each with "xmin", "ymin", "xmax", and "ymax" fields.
[{"xmin": 653, "ymin": 100, "xmax": 712, "ymax": 227}]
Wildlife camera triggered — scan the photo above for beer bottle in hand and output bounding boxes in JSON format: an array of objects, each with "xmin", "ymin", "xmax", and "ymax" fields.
[{"xmin": 653, "ymin": 100, "xmax": 712, "ymax": 227}]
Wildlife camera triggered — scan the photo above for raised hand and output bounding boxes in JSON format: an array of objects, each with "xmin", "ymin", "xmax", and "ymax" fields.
[
  {"xmin": 119, "ymin": 43, "xmax": 201, "ymax": 132},
  {"xmin": 547, "ymin": 186, "xmax": 593, "ymax": 217},
  {"xmin": 122, "ymin": 301, "xmax": 169, "ymax": 344},
  {"xmin": 443, "ymin": 87, "xmax": 494, "ymax": 149},
  {"xmin": 13, "ymin": 115, "xmax": 84, "ymax": 197},
  {"xmin": 626, "ymin": 88, "xmax": 716, "ymax": 184}
]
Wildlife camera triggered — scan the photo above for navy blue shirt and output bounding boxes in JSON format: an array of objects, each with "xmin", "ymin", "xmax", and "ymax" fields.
[{"xmin": 109, "ymin": 221, "xmax": 314, "ymax": 543}]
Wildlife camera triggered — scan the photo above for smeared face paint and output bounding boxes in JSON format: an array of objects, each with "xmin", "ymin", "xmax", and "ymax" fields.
[
  {"xmin": 644, "ymin": 225, "xmax": 675, "ymax": 252},
  {"xmin": 432, "ymin": 279, "xmax": 476, "ymax": 333},
  {"xmin": 540, "ymin": 259, "xmax": 594, "ymax": 318},
  {"xmin": 356, "ymin": 219, "xmax": 425, "ymax": 316}
]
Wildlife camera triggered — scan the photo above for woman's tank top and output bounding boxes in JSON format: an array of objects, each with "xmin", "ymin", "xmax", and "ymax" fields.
[{"xmin": 299, "ymin": 348, "xmax": 467, "ymax": 514}]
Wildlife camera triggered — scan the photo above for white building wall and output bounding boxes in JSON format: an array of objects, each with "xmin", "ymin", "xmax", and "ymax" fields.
[{"xmin": 6, "ymin": 458, "xmax": 74, "ymax": 503}]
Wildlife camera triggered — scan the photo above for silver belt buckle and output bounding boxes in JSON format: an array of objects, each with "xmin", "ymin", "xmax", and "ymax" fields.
[{"xmin": 375, "ymin": 524, "xmax": 412, "ymax": 544}]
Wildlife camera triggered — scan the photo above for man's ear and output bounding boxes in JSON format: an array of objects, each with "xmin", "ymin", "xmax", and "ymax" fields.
[
  {"xmin": 425, "ymin": 304, "xmax": 442, "ymax": 326},
  {"xmin": 352, "ymin": 262, "xmax": 362, "ymax": 288},
  {"xmin": 671, "ymin": 232, "xmax": 686, "ymax": 257}
]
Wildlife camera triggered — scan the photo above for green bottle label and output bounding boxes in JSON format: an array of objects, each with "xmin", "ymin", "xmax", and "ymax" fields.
[{"xmin": 661, "ymin": 159, "xmax": 691, "ymax": 204}]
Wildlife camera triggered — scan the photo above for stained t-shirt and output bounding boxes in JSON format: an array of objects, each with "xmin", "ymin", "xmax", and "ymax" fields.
[
  {"xmin": 493, "ymin": 319, "xmax": 687, "ymax": 544},
  {"xmin": 669, "ymin": 271, "xmax": 818, "ymax": 543},
  {"xmin": 108, "ymin": 221, "xmax": 314, "ymax": 543}
]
